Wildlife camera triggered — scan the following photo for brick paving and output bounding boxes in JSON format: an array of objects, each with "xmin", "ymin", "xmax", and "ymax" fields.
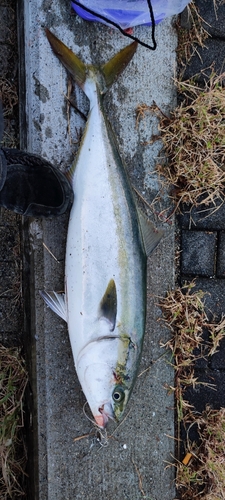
[
  {"xmin": 179, "ymin": 204, "xmax": 225, "ymax": 412},
  {"xmin": 178, "ymin": 0, "xmax": 225, "ymax": 421}
]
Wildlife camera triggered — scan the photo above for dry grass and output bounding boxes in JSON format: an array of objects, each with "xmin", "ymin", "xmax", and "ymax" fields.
[
  {"xmin": 0, "ymin": 78, "xmax": 18, "ymax": 118},
  {"xmin": 176, "ymin": 406, "xmax": 225, "ymax": 499},
  {"xmin": 0, "ymin": 78, "xmax": 19, "ymax": 148},
  {"xmin": 160, "ymin": 282, "xmax": 225, "ymax": 499},
  {"xmin": 176, "ymin": 1, "xmax": 210, "ymax": 68},
  {"xmin": 135, "ymin": 3, "xmax": 224, "ymax": 215},
  {"xmin": 156, "ymin": 3, "xmax": 225, "ymax": 498},
  {"xmin": 160, "ymin": 282, "xmax": 225, "ymax": 420},
  {"xmin": 154, "ymin": 73, "xmax": 225, "ymax": 210},
  {"xmin": 0, "ymin": 345, "xmax": 28, "ymax": 499},
  {"xmin": 136, "ymin": 74, "xmax": 225, "ymax": 213},
  {"xmin": 160, "ymin": 283, "xmax": 209, "ymax": 422}
]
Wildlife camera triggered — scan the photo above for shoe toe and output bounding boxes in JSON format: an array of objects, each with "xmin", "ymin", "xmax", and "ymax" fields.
[{"xmin": 0, "ymin": 161, "xmax": 73, "ymax": 217}]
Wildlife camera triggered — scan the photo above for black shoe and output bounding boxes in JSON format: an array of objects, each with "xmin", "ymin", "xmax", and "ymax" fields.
[
  {"xmin": 0, "ymin": 101, "xmax": 73, "ymax": 217},
  {"xmin": 0, "ymin": 148, "xmax": 73, "ymax": 217}
]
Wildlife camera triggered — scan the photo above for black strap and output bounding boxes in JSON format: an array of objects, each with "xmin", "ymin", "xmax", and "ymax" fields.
[{"xmin": 72, "ymin": 0, "xmax": 157, "ymax": 50}]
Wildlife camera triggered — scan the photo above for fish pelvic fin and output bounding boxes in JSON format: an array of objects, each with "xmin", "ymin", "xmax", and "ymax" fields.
[
  {"xmin": 46, "ymin": 28, "xmax": 137, "ymax": 94},
  {"xmin": 40, "ymin": 290, "xmax": 67, "ymax": 323}
]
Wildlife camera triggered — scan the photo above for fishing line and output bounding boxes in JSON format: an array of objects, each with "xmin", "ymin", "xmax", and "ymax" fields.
[
  {"xmin": 72, "ymin": 0, "xmax": 157, "ymax": 50},
  {"xmin": 82, "ymin": 403, "xmax": 109, "ymax": 447},
  {"xmin": 95, "ymin": 428, "xmax": 109, "ymax": 447},
  {"xmin": 83, "ymin": 401, "xmax": 97, "ymax": 426}
]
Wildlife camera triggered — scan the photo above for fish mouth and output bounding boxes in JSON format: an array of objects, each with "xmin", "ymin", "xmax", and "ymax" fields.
[{"xmin": 94, "ymin": 404, "xmax": 114, "ymax": 429}]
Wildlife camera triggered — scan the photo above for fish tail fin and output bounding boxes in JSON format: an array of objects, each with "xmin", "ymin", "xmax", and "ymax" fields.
[
  {"xmin": 46, "ymin": 28, "xmax": 137, "ymax": 94},
  {"xmin": 100, "ymin": 41, "xmax": 137, "ymax": 91},
  {"xmin": 46, "ymin": 28, "xmax": 86, "ymax": 87}
]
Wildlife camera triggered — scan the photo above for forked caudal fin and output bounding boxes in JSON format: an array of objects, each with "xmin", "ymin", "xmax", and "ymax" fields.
[{"xmin": 46, "ymin": 28, "xmax": 137, "ymax": 94}]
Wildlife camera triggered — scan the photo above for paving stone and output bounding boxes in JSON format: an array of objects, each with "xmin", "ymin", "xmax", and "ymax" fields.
[
  {"xmin": 209, "ymin": 336, "xmax": 225, "ymax": 371},
  {"xmin": 183, "ymin": 39, "xmax": 225, "ymax": 84},
  {"xmin": 193, "ymin": 327, "xmax": 210, "ymax": 370},
  {"xmin": 181, "ymin": 277, "xmax": 225, "ymax": 321},
  {"xmin": 184, "ymin": 369, "xmax": 225, "ymax": 413},
  {"xmin": 179, "ymin": 368, "xmax": 225, "ymax": 459},
  {"xmin": 177, "ymin": 0, "xmax": 225, "ymax": 473},
  {"xmin": 181, "ymin": 230, "xmax": 217, "ymax": 276},
  {"xmin": 195, "ymin": 0, "xmax": 225, "ymax": 38},
  {"xmin": 217, "ymin": 231, "xmax": 225, "ymax": 278},
  {"xmin": 178, "ymin": 200, "xmax": 225, "ymax": 230}
]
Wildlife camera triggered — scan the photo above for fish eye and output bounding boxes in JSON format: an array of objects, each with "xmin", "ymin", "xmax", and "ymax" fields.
[{"xmin": 112, "ymin": 386, "xmax": 125, "ymax": 403}]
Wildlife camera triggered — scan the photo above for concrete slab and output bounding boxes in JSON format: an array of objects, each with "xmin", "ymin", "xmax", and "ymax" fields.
[{"xmin": 20, "ymin": 1, "xmax": 177, "ymax": 498}]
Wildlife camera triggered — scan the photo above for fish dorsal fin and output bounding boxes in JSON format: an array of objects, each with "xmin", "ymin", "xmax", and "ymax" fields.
[
  {"xmin": 40, "ymin": 290, "xmax": 67, "ymax": 323},
  {"xmin": 46, "ymin": 28, "xmax": 86, "ymax": 88},
  {"xmin": 138, "ymin": 209, "xmax": 164, "ymax": 257},
  {"xmin": 101, "ymin": 42, "xmax": 137, "ymax": 90},
  {"xmin": 99, "ymin": 279, "xmax": 117, "ymax": 332}
]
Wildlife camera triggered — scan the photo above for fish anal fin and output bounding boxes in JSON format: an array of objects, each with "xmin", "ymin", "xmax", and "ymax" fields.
[
  {"xmin": 101, "ymin": 42, "xmax": 137, "ymax": 90},
  {"xmin": 138, "ymin": 209, "xmax": 164, "ymax": 257},
  {"xmin": 99, "ymin": 279, "xmax": 117, "ymax": 331},
  {"xmin": 40, "ymin": 290, "xmax": 67, "ymax": 323}
]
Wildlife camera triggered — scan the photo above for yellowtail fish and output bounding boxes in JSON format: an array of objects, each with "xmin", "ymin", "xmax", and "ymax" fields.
[{"xmin": 41, "ymin": 29, "xmax": 163, "ymax": 429}]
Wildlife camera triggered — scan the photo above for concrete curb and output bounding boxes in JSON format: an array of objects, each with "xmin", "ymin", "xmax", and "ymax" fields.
[{"xmin": 21, "ymin": 1, "xmax": 177, "ymax": 498}]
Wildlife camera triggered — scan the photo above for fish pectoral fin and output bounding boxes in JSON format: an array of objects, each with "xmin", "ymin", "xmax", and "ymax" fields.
[
  {"xmin": 138, "ymin": 209, "xmax": 164, "ymax": 257},
  {"xmin": 99, "ymin": 279, "xmax": 117, "ymax": 331},
  {"xmin": 40, "ymin": 290, "xmax": 67, "ymax": 323}
]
